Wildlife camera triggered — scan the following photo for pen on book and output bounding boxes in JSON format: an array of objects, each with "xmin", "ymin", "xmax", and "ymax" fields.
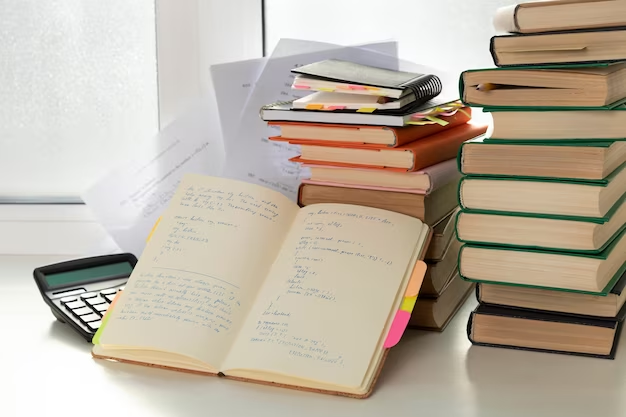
[{"xmin": 476, "ymin": 83, "xmax": 497, "ymax": 92}]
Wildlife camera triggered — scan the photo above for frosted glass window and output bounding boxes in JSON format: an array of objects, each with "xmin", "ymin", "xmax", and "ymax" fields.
[{"xmin": 0, "ymin": 0, "xmax": 159, "ymax": 200}]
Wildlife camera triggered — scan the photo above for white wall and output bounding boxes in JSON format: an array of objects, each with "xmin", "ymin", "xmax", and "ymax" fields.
[{"xmin": 265, "ymin": 0, "xmax": 524, "ymax": 76}]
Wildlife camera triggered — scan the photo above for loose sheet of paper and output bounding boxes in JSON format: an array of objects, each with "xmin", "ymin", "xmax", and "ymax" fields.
[
  {"xmin": 213, "ymin": 40, "xmax": 400, "ymax": 201},
  {"xmin": 82, "ymin": 97, "xmax": 226, "ymax": 257}
]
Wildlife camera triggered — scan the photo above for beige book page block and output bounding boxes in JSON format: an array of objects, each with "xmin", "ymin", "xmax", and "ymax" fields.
[
  {"xmin": 223, "ymin": 203, "xmax": 425, "ymax": 387},
  {"xmin": 99, "ymin": 174, "xmax": 299, "ymax": 369}
]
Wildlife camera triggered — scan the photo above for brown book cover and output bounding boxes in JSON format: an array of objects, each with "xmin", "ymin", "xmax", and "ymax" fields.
[
  {"xmin": 291, "ymin": 123, "xmax": 487, "ymax": 172},
  {"xmin": 267, "ymin": 107, "xmax": 472, "ymax": 148}
]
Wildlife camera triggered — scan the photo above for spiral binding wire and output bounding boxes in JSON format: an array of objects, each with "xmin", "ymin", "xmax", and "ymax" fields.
[
  {"xmin": 259, "ymin": 99, "xmax": 296, "ymax": 119},
  {"xmin": 405, "ymin": 74, "xmax": 443, "ymax": 107}
]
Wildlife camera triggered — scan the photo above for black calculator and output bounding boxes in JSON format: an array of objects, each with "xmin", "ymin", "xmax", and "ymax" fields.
[{"xmin": 34, "ymin": 253, "xmax": 137, "ymax": 342}]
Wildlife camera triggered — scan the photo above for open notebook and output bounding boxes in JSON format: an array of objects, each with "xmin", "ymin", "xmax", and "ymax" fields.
[{"xmin": 91, "ymin": 174, "xmax": 431, "ymax": 398}]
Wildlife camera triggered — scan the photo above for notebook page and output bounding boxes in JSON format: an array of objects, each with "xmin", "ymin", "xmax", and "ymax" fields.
[
  {"xmin": 223, "ymin": 203, "xmax": 425, "ymax": 387},
  {"xmin": 98, "ymin": 174, "xmax": 299, "ymax": 368}
]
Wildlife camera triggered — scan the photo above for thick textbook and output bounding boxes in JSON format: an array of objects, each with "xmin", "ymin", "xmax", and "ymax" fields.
[
  {"xmin": 477, "ymin": 270, "xmax": 626, "ymax": 319},
  {"xmin": 490, "ymin": 27, "xmax": 626, "ymax": 67},
  {"xmin": 493, "ymin": 0, "xmax": 626, "ymax": 34},
  {"xmin": 460, "ymin": 63, "xmax": 626, "ymax": 109},
  {"xmin": 91, "ymin": 174, "xmax": 431, "ymax": 398},
  {"xmin": 458, "ymin": 161, "xmax": 626, "ymax": 218},
  {"xmin": 468, "ymin": 304, "xmax": 622, "ymax": 359},
  {"xmin": 459, "ymin": 228, "xmax": 626, "ymax": 295}
]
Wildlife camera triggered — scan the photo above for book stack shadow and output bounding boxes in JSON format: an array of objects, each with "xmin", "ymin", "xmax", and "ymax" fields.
[
  {"xmin": 457, "ymin": 0, "xmax": 626, "ymax": 359},
  {"xmin": 261, "ymin": 59, "xmax": 488, "ymax": 331}
]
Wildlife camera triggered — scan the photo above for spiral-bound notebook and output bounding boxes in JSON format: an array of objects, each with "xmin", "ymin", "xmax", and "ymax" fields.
[{"xmin": 291, "ymin": 59, "xmax": 443, "ymax": 102}]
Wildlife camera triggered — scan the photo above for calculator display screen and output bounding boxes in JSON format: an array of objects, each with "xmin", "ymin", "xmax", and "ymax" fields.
[{"xmin": 44, "ymin": 262, "xmax": 134, "ymax": 289}]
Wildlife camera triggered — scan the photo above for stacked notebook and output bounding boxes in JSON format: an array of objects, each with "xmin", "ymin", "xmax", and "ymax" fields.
[
  {"xmin": 458, "ymin": 0, "xmax": 626, "ymax": 359},
  {"xmin": 262, "ymin": 59, "xmax": 487, "ymax": 331}
]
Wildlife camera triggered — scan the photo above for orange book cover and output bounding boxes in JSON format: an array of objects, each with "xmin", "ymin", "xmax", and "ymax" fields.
[
  {"xmin": 268, "ymin": 107, "xmax": 472, "ymax": 149},
  {"xmin": 291, "ymin": 122, "xmax": 488, "ymax": 172}
]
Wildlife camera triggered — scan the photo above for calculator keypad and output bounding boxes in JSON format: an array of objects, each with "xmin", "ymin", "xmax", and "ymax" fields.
[{"xmin": 60, "ymin": 285, "xmax": 125, "ymax": 332}]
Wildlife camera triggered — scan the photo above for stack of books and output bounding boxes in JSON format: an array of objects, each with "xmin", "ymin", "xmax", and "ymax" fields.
[
  {"xmin": 261, "ymin": 59, "xmax": 488, "ymax": 331},
  {"xmin": 457, "ymin": 0, "xmax": 626, "ymax": 359}
]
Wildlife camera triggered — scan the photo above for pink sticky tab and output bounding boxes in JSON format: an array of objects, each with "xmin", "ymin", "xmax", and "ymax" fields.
[
  {"xmin": 384, "ymin": 310, "xmax": 411, "ymax": 348},
  {"xmin": 405, "ymin": 260, "xmax": 427, "ymax": 297},
  {"xmin": 293, "ymin": 84, "xmax": 310, "ymax": 89},
  {"xmin": 348, "ymin": 84, "xmax": 366, "ymax": 90},
  {"xmin": 327, "ymin": 105, "xmax": 346, "ymax": 110}
]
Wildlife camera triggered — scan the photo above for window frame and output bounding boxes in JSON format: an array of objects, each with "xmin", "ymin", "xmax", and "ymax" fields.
[{"xmin": 0, "ymin": 0, "xmax": 264, "ymax": 254}]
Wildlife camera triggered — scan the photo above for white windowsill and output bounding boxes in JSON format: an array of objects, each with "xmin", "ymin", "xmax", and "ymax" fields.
[{"xmin": 0, "ymin": 205, "xmax": 120, "ymax": 256}]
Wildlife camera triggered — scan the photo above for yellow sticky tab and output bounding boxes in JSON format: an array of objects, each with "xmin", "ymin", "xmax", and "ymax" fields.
[
  {"xmin": 458, "ymin": 108, "xmax": 471, "ymax": 118},
  {"xmin": 364, "ymin": 87, "xmax": 379, "ymax": 91},
  {"xmin": 406, "ymin": 121, "xmax": 436, "ymax": 126},
  {"xmin": 305, "ymin": 104, "xmax": 324, "ymax": 110},
  {"xmin": 146, "ymin": 217, "xmax": 161, "ymax": 243},
  {"xmin": 425, "ymin": 116, "xmax": 449, "ymax": 126},
  {"xmin": 400, "ymin": 296, "xmax": 417, "ymax": 313},
  {"xmin": 317, "ymin": 87, "xmax": 334, "ymax": 92},
  {"xmin": 357, "ymin": 107, "xmax": 376, "ymax": 113}
]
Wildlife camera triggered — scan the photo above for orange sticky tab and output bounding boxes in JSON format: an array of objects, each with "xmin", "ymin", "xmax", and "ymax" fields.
[
  {"xmin": 146, "ymin": 217, "xmax": 161, "ymax": 243},
  {"xmin": 400, "ymin": 295, "xmax": 417, "ymax": 313},
  {"xmin": 305, "ymin": 104, "xmax": 324, "ymax": 110},
  {"xmin": 364, "ymin": 86, "xmax": 379, "ymax": 91},
  {"xmin": 356, "ymin": 107, "xmax": 376, "ymax": 113},
  {"xmin": 348, "ymin": 84, "xmax": 366, "ymax": 90},
  {"xmin": 405, "ymin": 260, "xmax": 427, "ymax": 297},
  {"xmin": 384, "ymin": 310, "xmax": 411, "ymax": 348},
  {"xmin": 327, "ymin": 105, "xmax": 346, "ymax": 110}
]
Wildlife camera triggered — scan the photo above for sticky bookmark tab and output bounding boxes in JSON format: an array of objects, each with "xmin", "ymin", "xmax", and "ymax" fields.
[
  {"xmin": 425, "ymin": 116, "xmax": 449, "ymax": 126},
  {"xmin": 406, "ymin": 121, "xmax": 436, "ymax": 126},
  {"xmin": 357, "ymin": 107, "xmax": 376, "ymax": 113},
  {"xmin": 364, "ymin": 86, "xmax": 379, "ymax": 91},
  {"xmin": 146, "ymin": 216, "xmax": 161, "ymax": 243},
  {"xmin": 384, "ymin": 310, "xmax": 411, "ymax": 348},
  {"xmin": 92, "ymin": 291, "xmax": 122, "ymax": 345},
  {"xmin": 305, "ymin": 104, "xmax": 324, "ymax": 110},
  {"xmin": 327, "ymin": 106, "xmax": 346, "ymax": 110},
  {"xmin": 293, "ymin": 84, "xmax": 310, "ymax": 89},
  {"xmin": 400, "ymin": 296, "xmax": 417, "ymax": 313},
  {"xmin": 405, "ymin": 260, "xmax": 427, "ymax": 297},
  {"xmin": 348, "ymin": 84, "xmax": 366, "ymax": 90},
  {"xmin": 318, "ymin": 87, "xmax": 335, "ymax": 92}
]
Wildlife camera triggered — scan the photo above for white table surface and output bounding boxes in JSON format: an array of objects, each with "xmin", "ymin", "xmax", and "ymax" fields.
[{"xmin": 3, "ymin": 254, "xmax": 626, "ymax": 417}]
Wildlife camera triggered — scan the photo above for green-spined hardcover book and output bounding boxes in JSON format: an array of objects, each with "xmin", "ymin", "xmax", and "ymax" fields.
[
  {"xmin": 457, "ymin": 136, "xmax": 626, "ymax": 180},
  {"xmin": 455, "ymin": 191, "xmax": 626, "ymax": 253},
  {"xmin": 458, "ymin": 228, "xmax": 626, "ymax": 295},
  {"xmin": 458, "ymin": 161, "xmax": 626, "ymax": 218},
  {"xmin": 459, "ymin": 62, "xmax": 626, "ymax": 109}
]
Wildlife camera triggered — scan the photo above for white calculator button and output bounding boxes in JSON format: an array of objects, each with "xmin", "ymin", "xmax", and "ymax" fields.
[
  {"xmin": 93, "ymin": 303, "xmax": 109, "ymax": 312},
  {"xmin": 72, "ymin": 307, "xmax": 93, "ymax": 316},
  {"xmin": 65, "ymin": 300, "xmax": 86, "ymax": 309},
  {"xmin": 104, "ymin": 294, "xmax": 117, "ymax": 303},
  {"xmin": 100, "ymin": 288, "xmax": 117, "ymax": 296},
  {"xmin": 80, "ymin": 292, "xmax": 98, "ymax": 299},
  {"xmin": 87, "ymin": 296, "xmax": 106, "ymax": 306},
  {"xmin": 80, "ymin": 313, "xmax": 100, "ymax": 323},
  {"xmin": 87, "ymin": 321, "xmax": 102, "ymax": 330}
]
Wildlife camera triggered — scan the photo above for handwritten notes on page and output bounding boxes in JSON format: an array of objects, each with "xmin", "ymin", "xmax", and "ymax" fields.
[
  {"xmin": 98, "ymin": 174, "xmax": 300, "ymax": 368},
  {"xmin": 216, "ymin": 40, "xmax": 399, "ymax": 201},
  {"xmin": 82, "ymin": 98, "xmax": 226, "ymax": 257},
  {"xmin": 223, "ymin": 204, "xmax": 425, "ymax": 388}
]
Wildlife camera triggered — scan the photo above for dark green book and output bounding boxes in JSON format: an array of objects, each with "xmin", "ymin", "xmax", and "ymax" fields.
[
  {"xmin": 458, "ymin": 161, "xmax": 626, "ymax": 218},
  {"xmin": 459, "ymin": 62, "xmax": 626, "ymax": 109},
  {"xmin": 457, "ymin": 136, "xmax": 626, "ymax": 180},
  {"xmin": 455, "ymin": 191, "xmax": 626, "ymax": 253},
  {"xmin": 458, "ymin": 228, "xmax": 626, "ymax": 295},
  {"xmin": 484, "ymin": 106, "xmax": 626, "ymax": 142}
]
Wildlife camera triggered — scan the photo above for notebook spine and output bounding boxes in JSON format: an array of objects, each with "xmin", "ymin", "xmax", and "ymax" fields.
[{"xmin": 403, "ymin": 75, "xmax": 443, "ymax": 106}]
